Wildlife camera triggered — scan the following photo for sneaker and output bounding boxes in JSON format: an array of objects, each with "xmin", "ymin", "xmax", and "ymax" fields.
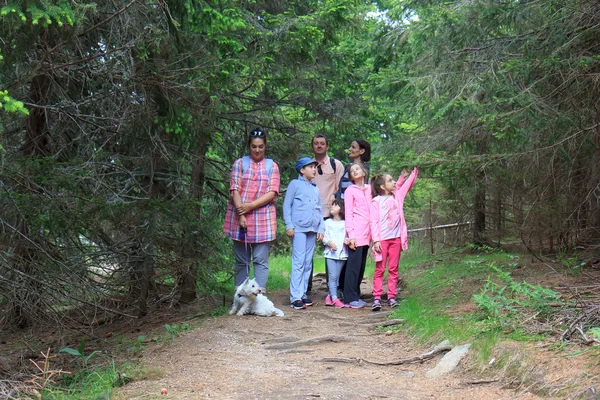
[
  {"xmin": 291, "ymin": 300, "xmax": 306, "ymax": 310},
  {"xmin": 331, "ymin": 298, "xmax": 346, "ymax": 308},
  {"xmin": 372, "ymin": 298, "xmax": 382, "ymax": 312},
  {"xmin": 347, "ymin": 300, "xmax": 365, "ymax": 309},
  {"xmin": 302, "ymin": 297, "xmax": 314, "ymax": 306},
  {"xmin": 388, "ymin": 298, "xmax": 398, "ymax": 308},
  {"xmin": 325, "ymin": 295, "xmax": 333, "ymax": 306},
  {"xmin": 356, "ymin": 299, "xmax": 367, "ymax": 307}
]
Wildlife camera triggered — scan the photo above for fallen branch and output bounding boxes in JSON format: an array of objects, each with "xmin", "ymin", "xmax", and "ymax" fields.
[
  {"xmin": 321, "ymin": 343, "xmax": 453, "ymax": 366},
  {"xmin": 464, "ymin": 379, "xmax": 500, "ymax": 385},
  {"xmin": 338, "ymin": 318, "xmax": 405, "ymax": 328},
  {"xmin": 305, "ymin": 311, "xmax": 352, "ymax": 321},
  {"xmin": 264, "ymin": 335, "xmax": 352, "ymax": 350}
]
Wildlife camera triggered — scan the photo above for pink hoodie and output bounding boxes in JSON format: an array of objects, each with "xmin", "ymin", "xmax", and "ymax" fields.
[
  {"xmin": 344, "ymin": 184, "xmax": 372, "ymax": 247},
  {"xmin": 370, "ymin": 168, "xmax": 419, "ymax": 251}
]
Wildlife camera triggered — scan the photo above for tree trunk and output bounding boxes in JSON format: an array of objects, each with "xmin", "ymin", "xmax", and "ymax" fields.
[
  {"xmin": 472, "ymin": 131, "xmax": 488, "ymax": 246},
  {"xmin": 22, "ymin": 75, "xmax": 51, "ymax": 156},
  {"xmin": 589, "ymin": 106, "xmax": 600, "ymax": 242},
  {"xmin": 4, "ymin": 74, "xmax": 53, "ymax": 328},
  {"xmin": 176, "ymin": 128, "xmax": 210, "ymax": 305}
]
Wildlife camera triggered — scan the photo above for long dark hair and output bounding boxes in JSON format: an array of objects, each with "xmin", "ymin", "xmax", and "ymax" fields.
[
  {"xmin": 354, "ymin": 138, "xmax": 371, "ymax": 162},
  {"xmin": 371, "ymin": 175, "xmax": 387, "ymax": 197},
  {"xmin": 331, "ymin": 198, "xmax": 345, "ymax": 220}
]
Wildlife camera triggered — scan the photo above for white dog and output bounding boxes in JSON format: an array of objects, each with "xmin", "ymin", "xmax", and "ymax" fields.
[{"xmin": 229, "ymin": 278, "xmax": 284, "ymax": 317}]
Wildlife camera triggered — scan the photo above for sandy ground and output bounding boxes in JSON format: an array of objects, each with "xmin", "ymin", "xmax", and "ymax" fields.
[{"xmin": 115, "ymin": 284, "xmax": 551, "ymax": 400}]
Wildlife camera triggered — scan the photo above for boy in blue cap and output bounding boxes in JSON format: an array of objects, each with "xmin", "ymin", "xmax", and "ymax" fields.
[{"xmin": 283, "ymin": 156, "xmax": 325, "ymax": 309}]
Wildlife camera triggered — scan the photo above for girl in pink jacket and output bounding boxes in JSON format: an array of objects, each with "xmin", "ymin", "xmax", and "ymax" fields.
[
  {"xmin": 343, "ymin": 163, "xmax": 372, "ymax": 308},
  {"xmin": 369, "ymin": 167, "xmax": 419, "ymax": 311}
]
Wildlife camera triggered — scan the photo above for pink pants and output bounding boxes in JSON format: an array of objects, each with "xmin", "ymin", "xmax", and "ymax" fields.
[{"xmin": 372, "ymin": 237, "xmax": 401, "ymax": 299}]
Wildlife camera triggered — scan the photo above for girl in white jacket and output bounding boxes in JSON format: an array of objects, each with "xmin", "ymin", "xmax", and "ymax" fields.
[{"xmin": 323, "ymin": 199, "xmax": 349, "ymax": 308}]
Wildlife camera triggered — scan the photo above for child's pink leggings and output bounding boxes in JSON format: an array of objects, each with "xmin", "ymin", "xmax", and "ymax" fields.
[{"xmin": 372, "ymin": 237, "xmax": 401, "ymax": 299}]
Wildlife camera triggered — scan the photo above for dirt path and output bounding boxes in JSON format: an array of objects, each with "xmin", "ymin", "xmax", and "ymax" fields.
[{"xmin": 116, "ymin": 286, "xmax": 548, "ymax": 400}]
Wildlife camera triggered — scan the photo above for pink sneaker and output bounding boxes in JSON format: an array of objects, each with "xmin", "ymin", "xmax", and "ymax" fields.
[
  {"xmin": 325, "ymin": 295, "xmax": 333, "ymax": 306},
  {"xmin": 331, "ymin": 298, "xmax": 346, "ymax": 308}
]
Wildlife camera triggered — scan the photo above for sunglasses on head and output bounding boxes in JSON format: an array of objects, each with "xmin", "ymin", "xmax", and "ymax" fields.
[{"xmin": 249, "ymin": 128, "xmax": 266, "ymax": 138}]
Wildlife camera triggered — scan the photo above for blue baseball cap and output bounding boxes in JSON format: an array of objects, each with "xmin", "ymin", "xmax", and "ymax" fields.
[{"xmin": 295, "ymin": 156, "xmax": 318, "ymax": 173}]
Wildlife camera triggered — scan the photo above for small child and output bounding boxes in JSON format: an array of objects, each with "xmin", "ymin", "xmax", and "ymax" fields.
[
  {"xmin": 323, "ymin": 199, "xmax": 349, "ymax": 308},
  {"xmin": 283, "ymin": 156, "xmax": 324, "ymax": 310},
  {"xmin": 343, "ymin": 163, "xmax": 372, "ymax": 308},
  {"xmin": 369, "ymin": 167, "xmax": 419, "ymax": 311}
]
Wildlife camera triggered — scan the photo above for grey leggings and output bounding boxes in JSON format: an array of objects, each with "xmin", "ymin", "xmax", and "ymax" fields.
[
  {"xmin": 326, "ymin": 258, "xmax": 345, "ymax": 300},
  {"xmin": 233, "ymin": 240, "xmax": 270, "ymax": 289}
]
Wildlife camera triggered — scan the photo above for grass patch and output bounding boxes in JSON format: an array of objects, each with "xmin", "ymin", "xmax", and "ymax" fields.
[
  {"xmin": 44, "ymin": 362, "xmax": 119, "ymax": 399},
  {"xmin": 392, "ymin": 243, "xmax": 527, "ymax": 349},
  {"xmin": 266, "ymin": 255, "xmax": 293, "ymax": 290},
  {"xmin": 42, "ymin": 359, "xmax": 166, "ymax": 399}
]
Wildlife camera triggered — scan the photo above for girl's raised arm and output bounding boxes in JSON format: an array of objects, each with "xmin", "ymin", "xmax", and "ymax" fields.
[{"xmin": 395, "ymin": 167, "xmax": 419, "ymax": 202}]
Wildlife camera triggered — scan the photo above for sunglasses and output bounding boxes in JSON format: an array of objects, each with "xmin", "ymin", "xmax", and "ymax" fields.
[
  {"xmin": 249, "ymin": 128, "xmax": 266, "ymax": 138},
  {"xmin": 317, "ymin": 164, "xmax": 323, "ymax": 175}
]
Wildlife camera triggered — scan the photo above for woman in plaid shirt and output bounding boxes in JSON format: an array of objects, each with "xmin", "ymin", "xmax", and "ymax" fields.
[{"xmin": 223, "ymin": 128, "xmax": 280, "ymax": 293}]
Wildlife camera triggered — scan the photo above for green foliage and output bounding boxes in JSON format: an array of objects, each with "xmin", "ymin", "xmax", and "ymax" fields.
[
  {"xmin": 165, "ymin": 323, "xmax": 191, "ymax": 342},
  {"xmin": 392, "ymin": 242, "xmax": 566, "ymax": 361},
  {"xmin": 125, "ymin": 336, "xmax": 147, "ymax": 356},
  {"xmin": 0, "ymin": 1, "xmax": 78, "ymax": 27},
  {"xmin": 369, "ymin": 0, "xmax": 600, "ymax": 250},
  {"xmin": 59, "ymin": 337, "xmax": 102, "ymax": 367},
  {"xmin": 44, "ymin": 363, "xmax": 119, "ymax": 400},
  {"xmin": 557, "ymin": 251, "xmax": 586, "ymax": 276},
  {"xmin": 394, "ymin": 244, "xmax": 505, "ymax": 344},
  {"xmin": 0, "ymin": 90, "xmax": 28, "ymax": 115},
  {"xmin": 43, "ymin": 360, "xmax": 164, "ymax": 399},
  {"xmin": 588, "ymin": 327, "xmax": 600, "ymax": 341},
  {"xmin": 473, "ymin": 264, "xmax": 563, "ymax": 332}
]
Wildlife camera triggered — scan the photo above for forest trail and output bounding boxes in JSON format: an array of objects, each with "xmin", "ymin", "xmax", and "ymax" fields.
[{"xmin": 115, "ymin": 282, "xmax": 547, "ymax": 400}]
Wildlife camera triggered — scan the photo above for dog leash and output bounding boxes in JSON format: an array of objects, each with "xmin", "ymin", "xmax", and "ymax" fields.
[{"xmin": 240, "ymin": 226, "xmax": 249, "ymax": 277}]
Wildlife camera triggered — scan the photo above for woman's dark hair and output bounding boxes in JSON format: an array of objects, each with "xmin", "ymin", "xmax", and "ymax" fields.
[
  {"xmin": 331, "ymin": 198, "xmax": 345, "ymax": 220},
  {"xmin": 370, "ymin": 175, "xmax": 387, "ymax": 197},
  {"xmin": 355, "ymin": 138, "xmax": 371, "ymax": 162},
  {"xmin": 247, "ymin": 127, "xmax": 267, "ymax": 146}
]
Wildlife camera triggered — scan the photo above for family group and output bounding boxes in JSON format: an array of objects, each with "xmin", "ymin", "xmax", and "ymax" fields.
[{"xmin": 223, "ymin": 128, "xmax": 418, "ymax": 311}]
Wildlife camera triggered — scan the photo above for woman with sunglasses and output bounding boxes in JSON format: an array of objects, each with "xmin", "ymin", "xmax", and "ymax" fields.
[{"xmin": 223, "ymin": 128, "xmax": 280, "ymax": 294}]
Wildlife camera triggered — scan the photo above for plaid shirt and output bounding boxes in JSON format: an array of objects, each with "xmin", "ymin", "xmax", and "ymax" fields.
[{"xmin": 223, "ymin": 157, "xmax": 280, "ymax": 243}]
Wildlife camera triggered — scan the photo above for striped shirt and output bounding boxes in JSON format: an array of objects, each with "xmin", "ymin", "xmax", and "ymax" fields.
[{"xmin": 223, "ymin": 157, "xmax": 280, "ymax": 243}]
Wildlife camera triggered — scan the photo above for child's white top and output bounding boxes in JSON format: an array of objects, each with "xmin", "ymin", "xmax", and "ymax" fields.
[{"xmin": 323, "ymin": 219, "xmax": 348, "ymax": 260}]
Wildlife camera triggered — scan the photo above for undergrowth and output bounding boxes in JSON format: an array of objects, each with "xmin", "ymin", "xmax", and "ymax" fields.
[{"xmin": 391, "ymin": 243, "xmax": 564, "ymax": 357}]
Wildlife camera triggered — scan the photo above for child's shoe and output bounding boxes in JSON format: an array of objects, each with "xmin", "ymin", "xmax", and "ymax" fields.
[
  {"xmin": 347, "ymin": 300, "xmax": 365, "ymax": 309},
  {"xmin": 302, "ymin": 297, "xmax": 314, "ymax": 306},
  {"xmin": 331, "ymin": 298, "xmax": 346, "ymax": 308},
  {"xmin": 325, "ymin": 295, "xmax": 333, "ymax": 306},
  {"xmin": 291, "ymin": 300, "xmax": 306, "ymax": 310},
  {"xmin": 388, "ymin": 298, "xmax": 399, "ymax": 308},
  {"xmin": 371, "ymin": 298, "xmax": 382, "ymax": 312}
]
